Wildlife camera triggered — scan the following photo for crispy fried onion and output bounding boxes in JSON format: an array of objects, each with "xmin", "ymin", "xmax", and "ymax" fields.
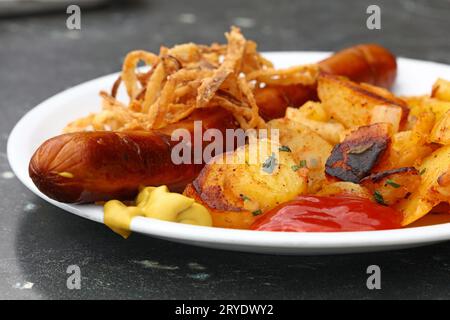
[{"xmin": 64, "ymin": 27, "xmax": 318, "ymax": 132}]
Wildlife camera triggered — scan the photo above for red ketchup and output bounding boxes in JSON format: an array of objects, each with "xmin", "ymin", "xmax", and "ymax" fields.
[{"xmin": 250, "ymin": 195, "xmax": 403, "ymax": 232}]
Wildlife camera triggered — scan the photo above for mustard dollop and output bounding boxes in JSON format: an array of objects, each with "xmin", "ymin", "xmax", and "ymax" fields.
[{"xmin": 103, "ymin": 185, "xmax": 212, "ymax": 238}]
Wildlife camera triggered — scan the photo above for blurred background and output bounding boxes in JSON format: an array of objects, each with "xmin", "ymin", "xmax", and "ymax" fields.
[
  {"xmin": 1, "ymin": 0, "xmax": 450, "ymax": 299},
  {"xmin": 1, "ymin": 0, "xmax": 449, "ymax": 112}
]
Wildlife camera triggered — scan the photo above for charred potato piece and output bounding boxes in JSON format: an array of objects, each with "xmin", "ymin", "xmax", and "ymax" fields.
[
  {"xmin": 325, "ymin": 123, "xmax": 391, "ymax": 183},
  {"xmin": 318, "ymin": 74, "xmax": 407, "ymax": 129},
  {"xmin": 268, "ymin": 118, "xmax": 332, "ymax": 192},
  {"xmin": 184, "ymin": 139, "xmax": 308, "ymax": 229},
  {"xmin": 431, "ymin": 78, "xmax": 450, "ymax": 102},
  {"xmin": 316, "ymin": 181, "xmax": 371, "ymax": 199},
  {"xmin": 396, "ymin": 145, "xmax": 450, "ymax": 225},
  {"xmin": 360, "ymin": 167, "xmax": 420, "ymax": 205}
]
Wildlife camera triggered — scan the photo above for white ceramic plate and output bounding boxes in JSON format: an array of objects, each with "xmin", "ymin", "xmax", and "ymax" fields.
[{"xmin": 8, "ymin": 52, "xmax": 450, "ymax": 255}]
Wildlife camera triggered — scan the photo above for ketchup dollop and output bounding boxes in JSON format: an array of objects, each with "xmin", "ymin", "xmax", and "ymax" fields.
[{"xmin": 250, "ymin": 195, "xmax": 403, "ymax": 232}]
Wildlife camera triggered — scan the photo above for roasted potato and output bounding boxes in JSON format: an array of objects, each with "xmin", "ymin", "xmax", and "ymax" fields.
[
  {"xmin": 370, "ymin": 104, "xmax": 403, "ymax": 133},
  {"xmin": 325, "ymin": 123, "xmax": 392, "ymax": 183},
  {"xmin": 360, "ymin": 167, "xmax": 420, "ymax": 205},
  {"xmin": 184, "ymin": 139, "xmax": 308, "ymax": 229},
  {"xmin": 268, "ymin": 118, "xmax": 332, "ymax": 192},
  {"xmin": 316, "ymin": 181, "xmax": 371, "ymax": 199},
  {"xmin": 430, "ymin": 109, "xmax": 450, "ymax": 145},
  {"xmin": 376, "ymin": 112, "xmax": 436, "ymax": 170},
  {"xmin": 293, "ymin": 101, "xmax": 329, "ymax": 121},
  {"xmin": 317, "ymin": 74, "xmax": 407, "ymax": 129},
  {"xmin": 382, "ymin": 131, "xmax": 435, "ymax": 169},
  {"xmin": 184, "ymin": 183, "xmax": 257, "ymax": 230},
  {"xmin": 285, "ymin": 104, "xmax": 345, "ymax": 144},
  {"xmin": 431, "ymin": 78, "xmax": 450, "ymax": 102},
  {"xmin": 405, "ymin": 96, "xmax": 450, "ymax": 121},
  {"xmin": 396, "ymin": 145, "xmax": 450, "ymax": 225},
  {"xmin": 359, "ymin": 83, "xmax": 404, "ymax": 103}
]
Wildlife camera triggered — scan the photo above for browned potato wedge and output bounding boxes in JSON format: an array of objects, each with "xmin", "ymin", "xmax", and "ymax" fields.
[
  {"xmin": 430, "ymin": 109, "xmax": 450, "ymax": 145},
  {"xmin": 360, "ymin": 83, "xmax": 405, "ymax": 104},
  {"xmin": 317, "ymin": 74, "xmax": 408, "ymax": 129},
  {"xmin": 381, "ymin": 131, "xmax": 435, "ymax": 169},
  {"xmin": 405, "ymin": 96, "xmax": 450, "ymax": 121},
  {"xmin": 268, "ymin": 118, "xmax": 332, "ymax": 192},
  {"xmin": 184, "ymin": 139, "xmax": 308, "ymax": 229},
  {"xmin": 184, "ymin": 183, "xmax": 257, "ymax": 230},
  {"xmin": 432, "ymin": 78, "xmax": 450, "ymax": 102},
  {"xmin": 376, "ymin": 112, "xmax": 436, "ymax": 170},
  {"xmin": 360, "ymin": 167, "xmax": 420, "ymax": 205},
  {"xmin": 316, "ymin": 181, "xmax": 371, "ymax": 199},
  {"xmin": 325, "ymin": 123, "xmax": 392, "ymax": 183},
  {"xmin": 292, "ymin": 101, "xmax": 329, "ymax": 121},
  {"xmin": 396, "ymin": 145, "xmax": 450, "ymax": 225},
  {"xmin": 370, "ymin": 104, "xmax": 403, "ymax": 133},
  {"xmin": 285, "ymin": 104, "xmax": 345, "ymax": 145}
]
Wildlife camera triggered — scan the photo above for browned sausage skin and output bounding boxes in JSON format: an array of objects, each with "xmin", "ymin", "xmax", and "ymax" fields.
[
  {"xmin": 256, "ymin": 44, "xmax": 398, "ymax": 120},
  {"xmin": 29, "ymin": 108, "xmax": 238, "ymax": 203},
  {"xmin": 319, "ymin": 44, "xmax": 397, "ymax": 88}
]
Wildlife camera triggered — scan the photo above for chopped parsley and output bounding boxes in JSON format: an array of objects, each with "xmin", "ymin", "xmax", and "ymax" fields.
[
  {"xmin": 386, "ymin": 179, "xmax": 401, "ymax": 188},
  {"xmin": 299, "ymin": 159, "xmax": 307, "ymax": 168},
  {"xmin": 279, "ymin": 145, "xmax": 292, "ymax": 152},
  {"xmin": 420, "ymin": 168, "xmax": 427, "ymax": 175},
  {"xmin": 373, "ymin": 190, "xmax": 386, "ymax": 205},
  {"xmin": 240, "ymin": 194, "xmax": 251, "ymax": 201},
  {"xmin": 291, "ymin": 159, "xmax": 307, "ymax": 172},
  {"xmin": 262, "ymin": 153, "xmax": 277, "ymax": 174},
  {"xmin": 252, "ymin": 209, "xmax": 263, "ymax": 216}
]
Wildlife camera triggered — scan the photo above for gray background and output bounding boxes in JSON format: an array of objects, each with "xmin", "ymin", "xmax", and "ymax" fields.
[{"xmin": 1, "ymin": 0, "xmax": 450, "ymax": 299}]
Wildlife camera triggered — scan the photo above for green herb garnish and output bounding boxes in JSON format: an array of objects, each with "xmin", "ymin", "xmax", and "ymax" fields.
[
  {"xmin": 252, "ymin": 209, "xmax": 263, "ymax": 216},
  {"xmin": 386, "ymin": 179, "xmax": 401, "ymax": 188},
  {"xmin": 279, "ymin": 145, "xmax": 292, "ymax": 152},
  {"xmin": 299, "ymin": 160, "xmax": 307, "ymax": 168},
  {"xmin": 240, "ymin": 194, "xmax": 251, "ymax": 201},
  {"xmin": 262, "ymin": 153, "xmax": 277, "ymax": 174},
  {"xmin": 374, "ymin": 191, "xmax": 386, "ymax": 205},
  {"xmin": 420, "ymin": 168, "xmax": 427, "ymax": 175},
  {"xmin": 292, "ymin": 160, "xmax": 307, "ymax": 172}
]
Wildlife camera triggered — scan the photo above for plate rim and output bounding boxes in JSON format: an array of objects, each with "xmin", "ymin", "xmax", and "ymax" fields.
[{"xmin": 8, "ymin": 51, "xmax": 450, "ymax": 252}]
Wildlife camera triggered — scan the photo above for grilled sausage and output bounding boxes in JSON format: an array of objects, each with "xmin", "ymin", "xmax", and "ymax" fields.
[
  {"xmin": 255, "ymin": 44, "xmax": 398, "ymax": 120},
  {"xmin": 29, "ymin": 108, "xmax": 238, "ymax": 203}
]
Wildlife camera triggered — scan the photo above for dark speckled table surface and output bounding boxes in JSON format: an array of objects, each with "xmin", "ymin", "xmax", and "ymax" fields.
[{"xmin": 1, "ymin": 0, "xmax": 450, "ymax": 300}]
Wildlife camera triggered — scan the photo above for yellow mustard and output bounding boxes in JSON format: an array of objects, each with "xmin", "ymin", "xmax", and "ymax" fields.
[{"xmin": 103, "ymin": 185, "xmax": 212, "ymax": 238}]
